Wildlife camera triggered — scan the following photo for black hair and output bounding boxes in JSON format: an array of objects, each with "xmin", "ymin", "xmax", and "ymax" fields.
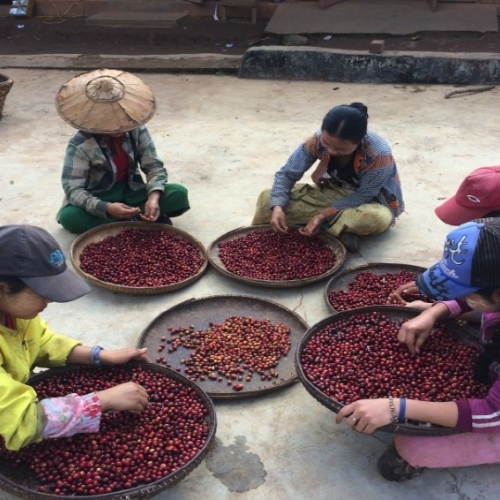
[
  {"xmin": 483, "ymin": 210, "xmax": 500, "ymax": 218},
  {"xmin": 0, "ymin": 276, "xmax": 27, "ymax": 294},
  {"xmin": 321, "ymin": 102, "xmax": 369, "ymax": 144},
  {"xmin": 473, "ymin": 329, "xmax": 500, "ymax": 385}
]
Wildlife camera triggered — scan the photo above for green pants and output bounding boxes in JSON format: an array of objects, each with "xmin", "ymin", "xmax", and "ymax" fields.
[
  {"xmin": 252, "ymin": 183, "xmax": 393, "ymax": 237},
  {"xmin": 59, "ymin": 183, "xmax": 190, "ymax": 234}
]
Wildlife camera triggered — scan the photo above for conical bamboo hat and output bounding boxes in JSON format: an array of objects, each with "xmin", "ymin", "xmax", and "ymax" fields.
[{"xmin": 55, "ymin": 69, "xmax": 156, "ymax": 134}]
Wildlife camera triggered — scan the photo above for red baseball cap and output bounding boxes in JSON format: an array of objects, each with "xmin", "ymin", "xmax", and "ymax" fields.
[{"xmin": 435, "ymin": 166, "xmax": 500, "ymax": 225}]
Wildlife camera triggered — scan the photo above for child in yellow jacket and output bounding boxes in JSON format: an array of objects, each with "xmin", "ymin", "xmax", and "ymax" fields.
[{"xmin": 0, "ymin": 224, "xmax": 149, "ymax": 451}]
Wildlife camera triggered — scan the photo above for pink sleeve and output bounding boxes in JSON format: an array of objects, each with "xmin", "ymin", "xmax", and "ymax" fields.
[
  {"xmin": 436, "ymin": 300, "xmax": 467, "ymax": 317},
  {"xmin": 456, "ymin": 378, "xmax": 500, "ymax": 433},
  {"xmin": 40, "ymin": 393, "xmax": 101, "ymax": 439}
]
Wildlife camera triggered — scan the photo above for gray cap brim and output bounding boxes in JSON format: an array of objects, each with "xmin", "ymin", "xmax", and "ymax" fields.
[{"xmin": 22, "ymin": 267, "xmax": 91, "ymax": 302}]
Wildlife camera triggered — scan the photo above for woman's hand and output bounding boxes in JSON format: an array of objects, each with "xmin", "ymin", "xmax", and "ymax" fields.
[
  {"xmin": 299, "ymin": 214, "xmax": 326, "ymax": 237},
  {"xmin": 106, "ymin": 202, "xmax": 140, "ymax": 220},
  {"xmin": 97, "ymin": 382, "xmax": 149, "ymax": 413},
  {"xmin": 141, "ymin": 191, "xmax": 161, "ymax": 222},
  {"xmin": 388, "ymin": 281, "xmax": 418, "ymax": 305},
  {"xmin": 336, "ymin": 399, "xmax": 393, "ymax": 434},
  {"xmin": 270, "ymin": 206, "xmax": 288, "ymax": 234},
  {"xmin": 398, "ymin": 313, "xmax": 436, "ymax": 355},
  {"xmin": 100, "ymin": 348, "xmax": 149, "ymax": 365}
]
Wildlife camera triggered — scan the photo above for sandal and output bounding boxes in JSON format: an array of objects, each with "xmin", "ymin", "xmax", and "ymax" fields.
[
  {"xmin": 376, "ymin": 444, "xmax": 426, "ymax": 482},
  {"xmin": 339, "ymin": 232, "xmax": 360, "ymax": 253}
]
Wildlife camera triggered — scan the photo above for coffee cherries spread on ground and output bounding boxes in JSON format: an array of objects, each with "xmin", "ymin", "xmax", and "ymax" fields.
[
  {"xmin": 301, "ymin": 312, "xmax": 488, "ymax": 407},
  {"xmin": 0, "ymin": 365, "xmax": 211, "ymax": 496},
  {"xmin": 218, "ymin": 229, "xmax": 336, "ymax": 281},
  {"xmin": 158, "ymin": 316, "xmax": 291, "ymax": 391},
  {"xmin": 79, "ymin": 228, "xmax": 205, "ymax": 287},
  {"xmin": 328, "ymin": 270, "xmax": 434, "ymax": 311}
]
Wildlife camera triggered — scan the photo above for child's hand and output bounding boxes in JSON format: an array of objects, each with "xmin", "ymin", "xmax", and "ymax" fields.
[
  {"xmin": 398, "ymin": 314, "xmax": 435, "ymax": 355},
  {"xmin": 100, "ymin": 347, "xmax": 149, "ymax": 365},
  {"xmin": 335, "ymin": 399, "xmax": 393, "ymax": 434},
  {"xmin": 405, "ymin": 300, "xmax": 433, "ymax": 311},
  {"xmin": 388, "ymin": 280, "xmax": 418, "ymax": 305},
  {"xmin": 97, "ymin": 382, "xmax": 149, "ymax": 412}
]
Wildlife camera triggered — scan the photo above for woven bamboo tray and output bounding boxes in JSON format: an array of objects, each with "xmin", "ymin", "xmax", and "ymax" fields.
[
  {"xmin": 324, "ymin": 262, "xmax": 428, "ymax": 313},
  {"xmin": 0, "ymin": 361, "xmax": 216, "ymax": 500},
  {"xmin": 207, "ymin": 225, "xmax": 347, "ymax": 288},
  {"xmin": 70, "ymin": 222, "xmax": 208, "ymax": 295},
  {"xmin": 296, "ymin": 305, "xmax": 480, "ymax": 436},
  {"xmin": 137, "ymin": 295, "xmax": 309, "ymax": 399}
]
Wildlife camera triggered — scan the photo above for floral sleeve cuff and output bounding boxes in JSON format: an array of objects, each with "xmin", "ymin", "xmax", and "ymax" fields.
[{"xmin": 40, "ymin": 393, "xmax": 101, "ymax": 439}]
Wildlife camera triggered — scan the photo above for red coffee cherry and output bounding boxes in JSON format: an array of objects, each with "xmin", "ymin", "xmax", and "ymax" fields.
[
  {"xmin": 79, "ymin": 229, "xmax": 205, "ymax": 287},
  {"xmin": 219, "ymin": 229, "xmax": 336, "ymax": 281},
  {"xmin": 301, "ymin": 311, "xmax": 488, "ymax": 406},
  {"xmin": 0, "ymin": 365, "xmax": 211, "ymax": 496}
]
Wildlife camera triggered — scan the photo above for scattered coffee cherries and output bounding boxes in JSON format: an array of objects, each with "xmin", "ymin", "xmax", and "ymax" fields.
[
  {"xmin": 328, "ymin": 270, "xmax": 434, "ymax": 311},
  {"xmin": 79, "ymin": 228, "xmax": 205, "ymax": 287},
  {"xmin": 0, "ymin": 365, "xmax": 211, "ymax": 496},
  {"xmin": 160, "ymin": 316, "xmax": 291, "ymax": 391},
  {"xmin": 300, "ymin": 311, "xmax": 488, "ymax": 406},
  {"xmin": 218, "ymin": 229, "xmax": 336, "ymax": 281}
]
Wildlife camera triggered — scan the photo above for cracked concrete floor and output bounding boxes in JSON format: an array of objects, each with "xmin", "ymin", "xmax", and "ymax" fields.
[{"xmin": 1, "ymin": 68, "xmax": 499, "ymax": 499}]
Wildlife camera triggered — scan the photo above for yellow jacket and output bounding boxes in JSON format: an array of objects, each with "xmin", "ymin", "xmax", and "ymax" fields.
[{"xmin": 0, "ymin": 315, "xmax": 80, "ymax": 450}]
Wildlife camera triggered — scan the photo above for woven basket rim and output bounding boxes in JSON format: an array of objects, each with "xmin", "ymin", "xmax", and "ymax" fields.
[
  {"xmin": 295, "ymin": 305, "xmax": 479, "ymax": 436},
  {"xmin": 137, "ymin": 294, "xmax": 310, "ymax": 399},
  {"xmin": 70, "ymin": 222, "xmax": 208, "ymax": 295},
  {"xmin": 0, "ymin": 73, "xmax": 13, "ymax": 84},
  {"xmin": 324, "ymin": 262, "xmax": 428, "ymax": 313},
  {"xmin": 0, "ymin": 361, "xmax": 217, "ymax": 500},
  {"xmin": 207, "ymin": 224, "xmax": 347, "ymax": 288}
]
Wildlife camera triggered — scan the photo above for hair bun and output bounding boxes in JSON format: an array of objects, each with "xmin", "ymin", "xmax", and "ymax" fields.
[{"xmin": 349, "ymin": 102, "xmax": 369, "ymax": 119}]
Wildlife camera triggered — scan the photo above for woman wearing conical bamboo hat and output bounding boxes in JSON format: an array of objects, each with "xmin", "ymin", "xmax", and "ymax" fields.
[{"xmin": 55, "ymin": 69, "xmax": 190, "ymax": 234}]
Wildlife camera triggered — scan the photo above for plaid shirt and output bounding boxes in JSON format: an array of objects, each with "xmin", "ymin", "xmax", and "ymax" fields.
[
  {"xmin": 60, "ymin": 126, "xmax": 167, "ymax": 219},
  {"xmin": 270, "ymin": 130, "xmax": 404, "ymax": 221}
]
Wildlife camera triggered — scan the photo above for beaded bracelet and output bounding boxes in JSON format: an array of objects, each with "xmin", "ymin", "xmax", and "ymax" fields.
[
  {"xmin": 91, "ymin": 345, "xmax": 103, "ymax": 367},
  {"xmin": 398, "ymin": 398, "xmax": 407, "ymax": 423},
  {"xmin": 388, "ymin": 395, "xmax": 398, "ymax": 424}
]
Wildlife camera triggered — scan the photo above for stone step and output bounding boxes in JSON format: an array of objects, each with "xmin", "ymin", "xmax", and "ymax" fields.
[{"xmin": 85, "ymin": 11, "xmax": 186, "ymax": 28}]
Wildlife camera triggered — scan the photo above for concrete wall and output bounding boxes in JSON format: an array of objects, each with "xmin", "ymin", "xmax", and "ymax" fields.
[{"xmin": 239, "ymin": 46, "xmax": 500, "ymax": 85}]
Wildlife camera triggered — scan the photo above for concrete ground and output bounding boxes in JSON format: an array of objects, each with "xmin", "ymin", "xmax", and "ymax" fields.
[{"xmin": 1, "ymin": 68, "xmax": 499, "ymax": 499}]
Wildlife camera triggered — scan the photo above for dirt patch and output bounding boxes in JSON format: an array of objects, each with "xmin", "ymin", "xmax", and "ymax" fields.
[{"xmin": 1, "ymin": 14, "xmax": 500, "ymax": 57}]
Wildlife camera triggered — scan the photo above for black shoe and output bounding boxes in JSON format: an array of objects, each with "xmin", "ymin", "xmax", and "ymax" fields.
[
  {"xmin": 157, "ymin": 214, "xmax": 173, "ymax": 226},
  {"xmin": 339, "ymin": 232, "xmax": 360, "ymax": 253},
  {"xmin": 377, "ymin": 445, "xmax": 425, "ymax": 482}
]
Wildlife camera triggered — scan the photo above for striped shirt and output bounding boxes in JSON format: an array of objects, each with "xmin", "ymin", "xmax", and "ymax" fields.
[
  {"xmin": 441, "ymin": 300, "xmax": 500, "ymax": 432},
  {"xmin": 59, "ymin": 126, "xmax": 167, "ymax": 219},
  {"xmin": 270, "ymin": 129, "xmax": 404, "ymax": 222}
]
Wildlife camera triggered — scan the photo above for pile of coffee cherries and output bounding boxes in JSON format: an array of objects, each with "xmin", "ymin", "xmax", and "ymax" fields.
[
  {"xmin": 300, "ymin": 311, "xmax": 488, "ymax": 405},
  {"xmin": 0, "ymin": 365, "xmax": 211, "ymax": 496},
  {"xmin": 158, "ymin": 316, "xmax": 291, "ymax": 391},
  {"xmin": 218, "ymin": 229, "xmax": 337, "ymax": 281},
  {"xmin": 79, "ymin": 228, "xmax": 205, "ymax": 287},
  {"xmin": 328, "ymin": 270, "xmax": 434, "ymax": 311}
]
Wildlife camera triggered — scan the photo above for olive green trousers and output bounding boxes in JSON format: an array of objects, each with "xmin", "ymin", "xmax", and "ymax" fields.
[{"xmin": 252, "ymin": 183, "xmax": 393, "ymax": 237}]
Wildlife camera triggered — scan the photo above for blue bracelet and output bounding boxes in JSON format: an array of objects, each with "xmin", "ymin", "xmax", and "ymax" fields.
[
  {"xmin": 398, "ymin": 398, "xmax": 406, "ymax": 423},
  {"xmin": 91, "ymin": 345, "xmax": 103, "ymax": 367}
]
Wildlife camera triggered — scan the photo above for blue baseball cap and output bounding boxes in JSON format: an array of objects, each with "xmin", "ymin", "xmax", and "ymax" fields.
[
  {"xmin": 0, "ymin": 225, "xmax": 90, "ymax": 302},
  {"xmin": 416, "ymin": 218, "xmax": 500, "ymax": 301}
]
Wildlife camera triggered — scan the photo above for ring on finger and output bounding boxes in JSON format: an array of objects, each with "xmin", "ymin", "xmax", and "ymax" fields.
[{"xmin": 352, "ymin": 417, "xmax": 359, "ymax": 425}]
